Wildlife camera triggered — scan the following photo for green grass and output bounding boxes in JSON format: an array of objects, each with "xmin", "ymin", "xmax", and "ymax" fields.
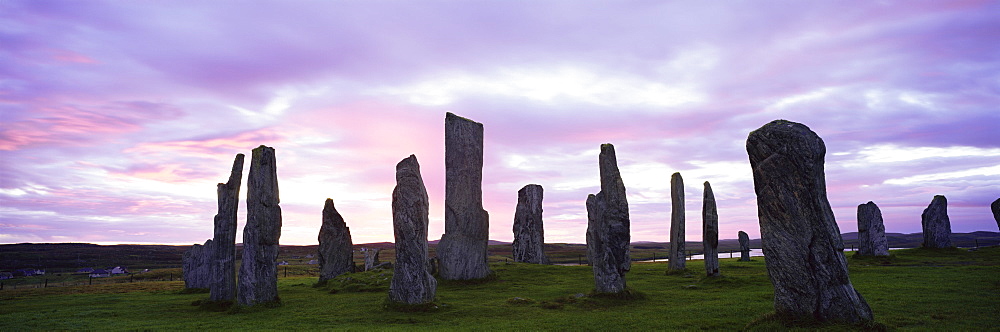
[{"xmin": 1, "ymin": 247, "xmax": 997, "ymax": 330}]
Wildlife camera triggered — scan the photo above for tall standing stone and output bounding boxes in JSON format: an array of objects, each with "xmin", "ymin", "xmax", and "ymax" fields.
[
  {"xmin": 364, "ymin": 248, "xmax": 381, "ymax": 271},
  {"xmin": 921, "ymin": 195, "xmax": 952, "ymax": 248},
  {"xmin": 211, "ymin": 153, "xmax": 243, "ymax": 302},
  {"xmin": 738, "ymin": 231, "xmax": 751, "ymax": 261},
  {"xmin": 438, "ymin": 112, "xmax": 491, "ymax": 280},
  {"xmin": 747, "ymin": 119, "xmax": 873, "ymax": 323},
  {"xmin": 389, "ymin": 155, "xmax": 437, "ymax": 304},
  {"xmin": 585, "ymin": 143, "xmax": 631, "ymax": 294},
  {"xmin": 183, "ymin": 240, "xmax": 212, "ymax": 289},
  {"xmin": 993, "ymin": 198, "xmax": 1000, "ymax": 231},
  {"xmin": 668, "ymin": 172, "xmax": 686, "ymax": 272},
  {"xmin": 512, "ymin": 184, "xmax": 548, "ymax": 264},
  {"xmin": 857, "ymin": 201, "xmax": 889, "ymax": 256},
  {"xmin": 702, "ymin": 182, "xmax": 719, "ymax": 277},
  {"xmin": 238, "ymin": 145, "xmax": 282, "ymax": 306},
  {"xmin": 318, "ymin": 198, "xmax": 353, "ymax": 282}
]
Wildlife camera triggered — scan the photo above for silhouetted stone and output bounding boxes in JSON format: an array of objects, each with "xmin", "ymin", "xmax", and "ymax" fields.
[
  {"xmin": 183, "ymin": 240, "xmax": 212, "ymax": 289},
  {"xmin": 857, "ymin": 201, "xmax": 888, "ymax": 256},
  {"xmin": 921, "ymin": 195, "xmax": 952, "ymax": 249},
  {"xmin": 991, "ymin": 198, "xmax": 999, "ymax": 231},
  {"xmin": 389, "ymin": 155, "xmax": 437, "ymax": 304},
  {"xmin": 512, "ymin": 184, "xmax": 548, "ymax": 264},
  {"xmin": 702, "ymin": 181, "xmax": 719, "ymax": 277},
  {"xmin": 318, "ymin": 198, "xmax": 353, "ymax": 282},
  {"xmin": 364, "ymin": 248, "xmax": 381, "ymax": 271},
  {"xmin": 585, "ymin": 143, "xmax": 631, "ymax": 294},
  {"xmin": 438, "ymin": 112, "xmax": 491, "ymax": 280},
  {"xmin": 211, "ymin": 153, "xmax": 243, "ymax": 302},
  {"xmin": 238, "ymin": 145, "xmax": 282, "ymax": 306},
  {"xmin": 668, "ymin": 172, "xmax": 686, "ymax": 272},
  {"xmin": 747, "ymin": 119, "xmax": 873, "ymax": 324},
  {"xmin": 738, "ymin": 231, "xmax": 750, "ymax": 261}
]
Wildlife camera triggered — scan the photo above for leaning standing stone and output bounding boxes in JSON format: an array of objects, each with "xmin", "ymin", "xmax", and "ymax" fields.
[
  {"xmin": 318, "ymin": 199, "xmax": 353, "ymax": 282},
  {"xmin": 993, "ymin": 198, "xmax": 1000, "ymax": 231},
  {"xmin": 747, "ymin": 119, "xmax": 873, "ymax": 323},
  {"xmin": 921, "ymin": 195, "xmax": 952, "ymax": 248},
  {"xmin": 389, "ymin": 155, "xmax": 437, "ymax": 305},
  {"xmin": 238, "ymin": 145, "xmax": 282, "ymax": 306},
  {"xmin": 585, "ymin": 143, "xmax": 631, "ymax": 294},
  {"xmin": 438, "ymin": 112, "xmax": 491, "ymax": 280},
  {"xmin": 857, "ymin": 201, "xmax": 889, "ymax": 256},
  {"xmin": 738, "ymin": 231, "xmax": 751, "ymax": 261},
  {"xmin": 512, "ymin": 184, "xmax": 549, "ymax": 264},
  {"xmin": 702, "ymin": 182, "xmax": 719, "ymax": 277},
  {"xmin": 211, "ymin": 153, "xmax": 243, "ymax": 302},
  {"xmin": 668, "ymin": 172, "xmax": 686, "ymax": 272}
]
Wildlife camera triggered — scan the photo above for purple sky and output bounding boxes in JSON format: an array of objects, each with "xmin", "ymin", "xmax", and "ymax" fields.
[{"xmin": 2, "ymin": 1, "xmax": 999, "ymax": 245}]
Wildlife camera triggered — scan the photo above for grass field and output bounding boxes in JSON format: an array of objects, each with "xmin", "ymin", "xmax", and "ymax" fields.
[{"xmin": 1, "ymin": 247, "xmax": 997, "ymax": 330}]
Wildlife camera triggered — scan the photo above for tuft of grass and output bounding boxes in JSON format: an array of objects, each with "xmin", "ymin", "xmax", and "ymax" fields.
[
  {"xmin": 436, "ymin": 272, "xmax": 498, "ymax": 286},
  {"xmin": 318, "ymin": 270, "xmax": 392, "ymax": 293},
  {"xmin": 383, "ymin": 299, "xmax": 440, "ymax": 313},
  {"xmin": 506, "ymin": 297, "xmax": 535, "ymax": 305}
]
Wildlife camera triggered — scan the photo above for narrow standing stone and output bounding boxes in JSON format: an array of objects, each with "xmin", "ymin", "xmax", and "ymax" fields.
[
  {"xmin": 585, "ymin": 143, "xmax": 631, "ymax": 294},
  {"xmin": 668, "ymin": 172, "xmax": 686, "ymax": 272},
  {"xmin": 318, "ymin": 198, "xmax": 353, "ymax": 282},
  {"xmin": 512, "ymin": 184, "xmax": 548, "ymax": 264},
  {"xmin": 857, "ymin": 202, "xmax": 889, "ymax": 256},
  {"xmin": 921, "ymin": 195, "xmax": 952, "ymax": 248},
  {"xmin": 438, "ymin": 112, "xmax": 491, "ymax": 280},
  {"xmin": 364, "ymin": 248, "xmax": 381, "ymax": 271},
  {"xmin": 183, "ymin": 240, "xmax": 212, "ymax": 289},
  {"xmin": 702, "ymin": 181, "xmax": 719, "ymax": 277},
  {"xmin": 993, "ymin": 198, "xmax": 1000, "ymax": 231},
  {"xmin": 747, "ymin": 119, "xmax": 873, "ymax": 323},
  {"xmin": 738, "ymin": 231, "xmax": 751, "ymax": 261},
  {"xmin": 389, "ymin": 155, "xmax": 437, "ymax": 305},
  {"xmin": 211, "ymin": 153, "xmax": 243, "ymax": 302},
  {"xmin": 238, "ymin": 145, "xmax": 282, "ymax": 307}
]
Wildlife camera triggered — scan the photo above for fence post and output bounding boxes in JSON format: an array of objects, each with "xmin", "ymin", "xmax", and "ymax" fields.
[
  {"xmin": 284, "ymin": 266, "xmax": 288, "ymax": 278},
  {"xmin": 89, "ymin": 276, "xmax": 93, "ymax": 285},
  {"xmin": 169, "ymin": 273, "xmax": 173, "ymax": 281},
  {"xmin": 44, "ymin": 279, "xmax": 48, "ymax": 288},
  {"xmin": 975, "ymin": 239, "xmax": 979, "ymax": 248}
]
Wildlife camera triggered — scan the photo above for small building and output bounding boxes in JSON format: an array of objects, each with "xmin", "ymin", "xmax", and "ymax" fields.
[
  {"xmin": 90, "ymin": 269, "xmax": 111, "ymax": 278},
  {"xmin": 0, "ymin": 272, "xmax": 13, "ymax": 280},
  {"xmin": 306, "ymin": 260, "xmax": 318, "ymax": 265},
  {"xmin": 77, "ymin": 268, "xmax": 95, "ymax": 274},
  {"xmin": 109, "ymin": 266, "xmax": 129, "ymax": 274},
  {"xmin": 13, "ymin": 269, "xmax": 35, "ymax": 277},
  {"xmin": 277, "ymin": 261, "xmax": 289, "ymax": 266},
  {"xmin": 34, "ymin": 269, "xmax": 45, "ymax": 275}
]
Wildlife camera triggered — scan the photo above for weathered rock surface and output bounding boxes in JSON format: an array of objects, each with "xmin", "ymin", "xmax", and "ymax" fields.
[
  {"xmin": 857, "ymin": 201, "xmax": 889, "ymax": 256},
  {"xmin": 238, "ymin": 145, "xmax": 282, "ymax": 306},
  {"xmin": 585, "ymin": 144, "xmax": 631, "ymax": 294},
  {"xmin": 211, "ymin": 153, "xmax": 243, "ymax": 302},
  {"xmin": 738, "ymin": 231, "xmax": 751, "ymax": 261},
  {"xmin": 364, "ymin": 248, "xmax": 381, "ymax": 271},
  {"xmin": 512, "ymin": 184, "xmax": 548, "ymax": 264},
  {"xmin": 921, "ymin": 195, "xmax": 952, "ymax": 249},
  {"xmin": 318, "ymin": 198, "xmax": 353, "ymax": 282},
  {"xmin": 389, "ymin": 155, "xmax": 437, "ymax": 304},
  {"xmin": 438, "ymin": 112, "xmax": 491, "ymax": 280},
  {"xmin": 993, "ymin": 198, "xmax": 1000, "ymax": 231},
  {"xmin": 702, "ymin": 181, "xmax": 719, "ymax": 277},
  {"xmin": 183, "ymin": 240, "xmax": 212, "ymax": 289},
  {"xmin": 747, "ymin": 119, "xmax": 873, "ymax": 323},
  {"xmin": 668, "ymin": 172, "xmax": 686, "ymax": 272}
]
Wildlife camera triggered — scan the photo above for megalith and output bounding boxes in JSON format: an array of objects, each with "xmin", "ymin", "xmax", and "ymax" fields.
[
  {"xmin": 183, "ymin": 240, "xmax": 212, "ymax": 289},
  {"xmin": 512, "ymin": 184, "xmax": 549, "ymax": 264},
  {"xmin": 585, "ymin": 143, "xmax": 631, "ymax": 294},
  {"xmin": 389, "ymin": 155, "xmax": 437, "ymax": 305},
  {"xmin": 702, "ymin": 181, "xmax": 719, "ymax": 277},
  {"xmin": 921, "ymin": 195, "xmax": 952, "ymax": 248},
  {"xmin": 993, "ymin": 198, "xmax": 1000, "ymax": 231},
  {"xmin": 438, "ymin": 112, "xmax": 491, "ymax": 280},
  {"xmin": 238, "ymin": 145, "xmax": 282, "ymax": 306},
  {"xmin": 318, "ymin": 198, "xmax": 353, "ymax": 282},
  {"xmin": 857, "ymin": 201, "xmax": 888, "ymax": 256},
  {"xmin": 747, "ymin": 119, "xmax": 873, "ymax": 323},
  {"xmin": 668, "ymin": 172, "xmax": 686, "ymax": 272},
  {"xmin": 211, "ymin": 153, "xmax": 243, "ymax": 302},
  {"xmin": 364, "ymin": 248, "xmax": 381, "ymax": 271},
  {"xmin": 738, "ymin": 231, "xmax": 750, "ymax": 261}
]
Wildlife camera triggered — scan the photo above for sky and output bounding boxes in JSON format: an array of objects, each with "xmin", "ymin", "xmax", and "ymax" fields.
[{"xmin": 2, "ymin": 1, "xmax": 999, "ymax": 246}]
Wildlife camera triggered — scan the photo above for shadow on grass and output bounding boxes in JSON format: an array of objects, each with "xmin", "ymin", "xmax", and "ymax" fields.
[{"xmin": 744, "ymin": 311, "xmax": 888, "ymax": 331}]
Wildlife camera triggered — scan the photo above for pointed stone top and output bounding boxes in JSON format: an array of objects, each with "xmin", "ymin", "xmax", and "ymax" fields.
[
  {"xmin": 446, "ymin": 112, "xmax": 483, "ymax": 126},
  {"xmin": 672, "ymin": 172, "xmax": 682, "ymax": 179},
  {"xmin": 324, "ymin": 198, "xmax": 334, "ymax": 206},
  {"xmin": 397, "ymin": 154, "xmax": 419, "ymax": 169},
  {"xmin": 933, "ymin": 195, "xmax": 947, "ymax": 201},
  {"xmin": 600, "ymin": 143, "xmax": 615, "ymax": 150}
]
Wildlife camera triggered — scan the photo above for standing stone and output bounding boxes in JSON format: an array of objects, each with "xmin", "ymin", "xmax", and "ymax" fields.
[
  {"xmin": 512, "ymin": 184, "xmax": 549, "ymax": 264},
  {"xmin": 183, "ymin": 240, "xmax": 212, "ymax": 289},
  {"xmin": 318, "ymin": 198, "xmax": 353, "ymax": 282},
  {"xmin": 364, "ymin": 248, "xmax": 381, "ymax": 271},
  {"xmin": 747, "ymin": 119, "xmax": 873, "ymax": 323},
  {"xmin": 668, "ymin": 172, "xmax": 686, "ymax": 272},
  {"xmin": 738, "ymin": 231, "xmax": 751, "ymax": 261},
  {"xmin": 702, "ymin": 181, "xmax": 719, "ymax": 277},
  {"xmin": 238, "ymin": 145, "xmax": 282, "ymax": 306},
  {"xmin": 921, "ymin": 195, "xmax": 952, "ymax": 248},
  {"xmin": 438, "ymin": 112, "xmax": 491, "ymax": 280},
  {"xmin": 389, "ymin": 155, "xmax": 437, "ymax": 304},
  {"xmin": 993, "ymin": 198, "xmax": 1000, "ymax": 231},
  {"xmin": 211, "ymin": 153, "xmax": 243, "ymax": 302},
  {"xmin": 857, "ymin": 202, "xmax": 889, "ymax": 256},
  {"xmin": 585, "ymin": 143, "xmax": 631, "ymax": 294}
]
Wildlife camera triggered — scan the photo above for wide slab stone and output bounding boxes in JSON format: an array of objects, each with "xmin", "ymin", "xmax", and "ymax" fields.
[
  {"xmin": 389, "ymin": 155, "xmax": 437, "ymax": 304},
  {"xmin": 238, "ymin": 145, "xmax": 282, "ymax": 306},
  {"xmin": 668, "ymin": 172, "xmax": 686, "ymax": 272},
  {"xmin": 585, "ymin": 143, "xmax": 630, "ymax": 294},
  {"xmin": 183, "ymin": 240, "xmax": 212, "ymax": 289},
  {"xmin": 319, "ymin": 198, "xmax": 353, "ymax": 282},
  {"xmin": 702, "ymin": 181, "xmax": 719, "ymax": 277},
  {"xmin": 512, "ymin": 184, "xmax": 548, "ymax": 264},
  {"xmin": 921, "ymin": 195, "xmax": 952, "ymax": 249},
  {"xmin": 857, "ymin": 201, "xmax": 888, "ymax": 256},
  {"xmin": 438, "ymin": 112, "xmax": 491, "ymax": 280},
  {"xmin": 211, "ymin": 153, "xmax": 243, "ymax": 302}
]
